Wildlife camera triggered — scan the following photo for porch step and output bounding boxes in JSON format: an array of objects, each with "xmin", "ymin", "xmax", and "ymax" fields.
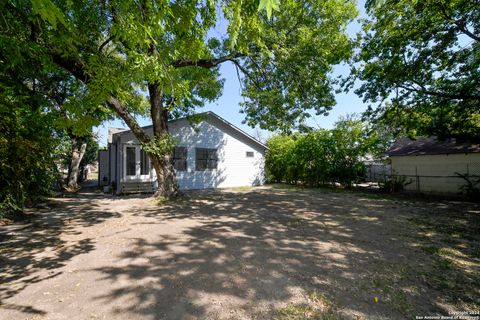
[{"xmin": 120, "ymin": 181, "xmax": 156, "ymax": 194}]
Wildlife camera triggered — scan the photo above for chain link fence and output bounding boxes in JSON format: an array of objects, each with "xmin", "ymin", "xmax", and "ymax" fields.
[{"xmin": 365, "ymin": 161, "xmax": 480, "ymax": 195}]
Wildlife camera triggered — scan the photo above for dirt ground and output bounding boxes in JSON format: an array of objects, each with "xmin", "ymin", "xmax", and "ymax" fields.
[{"xmin": 1, "ymin": 185, "xmax": 479, "ymax": 320}]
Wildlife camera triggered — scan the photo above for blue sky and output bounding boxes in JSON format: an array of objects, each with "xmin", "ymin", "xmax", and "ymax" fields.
[{"xmin": 95, "ymin": 1, "xmax": 367, "ymax": 146}]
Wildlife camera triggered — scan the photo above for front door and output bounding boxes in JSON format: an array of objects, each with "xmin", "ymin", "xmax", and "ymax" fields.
[{"xmin": 124, "ymin": 145, "xmax": 151, "ymax": 181}]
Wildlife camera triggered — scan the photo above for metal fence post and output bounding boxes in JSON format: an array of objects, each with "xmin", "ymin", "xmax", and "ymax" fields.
[{"xmin": 415, "ymin": 166, "xmax": 420, "ymax": 192}]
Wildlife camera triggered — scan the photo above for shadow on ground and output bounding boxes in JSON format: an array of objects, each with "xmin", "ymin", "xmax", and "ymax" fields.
[
  {"xmin": 93, "ymin": 188, "xmax": 479, "ymax": 319},
  {"xmin": 0, "ymin": 183, "xmax": 120, "ymax": 316},
  {"xmin": 1, "ymin": 186, "xmax": 478, "ymax": 319}
]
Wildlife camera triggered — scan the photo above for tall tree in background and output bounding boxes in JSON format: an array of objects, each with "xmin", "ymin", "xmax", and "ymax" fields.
[
  {"xmin": 58, "ymin": 133, "xmax": 99, "ymax": 190},
  {"xmin": 45, "ymin": 76, "xmax": 106, "ymax": 190},
  {"xmin": 348, "ymin": 0, "xmax": 480, "ymax": 138},
  {"xmin": 2, "ymin": 0, "xmax": 356, "ymax": 197}
]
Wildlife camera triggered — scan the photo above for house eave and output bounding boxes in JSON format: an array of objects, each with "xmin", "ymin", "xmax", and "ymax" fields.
[{"xmin": 110, "ymin": 111, "xmax": 268, "ymax": 150}]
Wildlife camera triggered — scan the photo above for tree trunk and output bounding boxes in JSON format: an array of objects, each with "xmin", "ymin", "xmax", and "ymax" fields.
[
  {"xmin": 107, "ymin": 95, "xmax": 180, "ymax": 198},
  {"xmin": 51, "ymin": 48, "xmax": 181, "ymax": 198},
  {"xmin": 66, "ymin": 134, "xmax": 87, "ymax": 191},
  {"xmin": 148, "ymin": 83, "xmax": 180, "ymax": 198}
]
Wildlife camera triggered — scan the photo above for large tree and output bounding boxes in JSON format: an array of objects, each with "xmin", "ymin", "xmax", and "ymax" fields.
[
  {"xmin": 0, "ymin": 21, "xmax": 107, "ymax": 200},
  {"xmin": 28, "ymin": 70, "xmax": 107, "ymax": 190},
  {"xmin": 2, "ymin": 0, "xmax": 356, "ymax": 197},
  {"xmin": 348, "ymin": 0, "xmax": 480, "ymax": 138}
]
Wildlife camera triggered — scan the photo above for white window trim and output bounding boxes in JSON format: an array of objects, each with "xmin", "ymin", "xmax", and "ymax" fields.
[{"xmin": 122, "ymin": 144, "xmax": 152, "ymax": 181}]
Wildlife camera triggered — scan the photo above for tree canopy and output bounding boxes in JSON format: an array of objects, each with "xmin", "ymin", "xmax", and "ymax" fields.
[
  {"xmin": 348, "ymin": 0, "xmax": 480, "ymax": 138},
  {"xmin": 239, "ymin": 0, "xmax": 357, "ymax": 132}
]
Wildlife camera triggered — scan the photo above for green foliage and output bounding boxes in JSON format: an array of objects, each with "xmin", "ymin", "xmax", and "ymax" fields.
[
  {"xmin": 330, "ymin": 116, "xmax": 375, "ymax": 186},
  {"xmin": 141, "ymin": 135, "xmax": 178, "ymax": 157},
  {"xmin": 265, "ymin": 135, "xmax": 297, "ymax": 183},
  {"xmin": 0, "ymin": 95, "xmax": 59, "ymax": 216},
  {"xmin": 379, "ymin": 173, "xmax": 413, "ymax": 193},
  {"xmin": 373, "ymin": 102, "xmax": 480, "ymax": 139},
  {"xmin": 2, "ymin": 0, "xmax": 357, "ymax": 130},
  {"xmin": 258, "ymin": 0, "xmax": 280, "ymax": 19},
  {"xmin": 30, "ymin": 0, "xmax": 67, "ymax": 30},
  {"xmin": 240, "ymin": 0, "xmax": 358, "ymax": 132},
  {"xmin": 0, "ymin": 1, "xmax": 110, "ymax": 211},
  {"xmin": 455, "ymin": 173, "xmax": 480, "ymax": 201},
  {"xmin": 294, "ymin": 130, "xmax": 335, "ymax": 186},
  {"xmin": 265, "ymin": 116, "xmax": 381, "ymax": 187},
  {"xmin": 349, "ymin": 0, "xmax": 480, "ymax": 138}
]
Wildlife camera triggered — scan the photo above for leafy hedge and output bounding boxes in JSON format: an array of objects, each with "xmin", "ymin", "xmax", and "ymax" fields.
[
  {"xmin": 0, "ymin": 103, "xmax": 60, "ymax": 216},
  {"xmin": 265, "ymin": 117, "xmax": 381, "ymax": 187}
]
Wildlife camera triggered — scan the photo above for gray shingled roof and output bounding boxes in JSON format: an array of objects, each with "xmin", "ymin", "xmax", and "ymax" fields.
[
  {"xmin": 109, "ymin": 112, "xmax": 267, "ymax": 150},
  {"xmin": 107, "ymin": 128, "xmax": 128, "ymax": 143},
  {"xmin": 387, "ymin": 137, "xmax": 480, "ymax": 156}
]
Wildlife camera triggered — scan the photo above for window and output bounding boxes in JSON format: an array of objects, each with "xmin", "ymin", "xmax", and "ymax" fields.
[
  {"xmin": 196, "ymin": 148, "xmax": 218, "ymax": 171},
  {"xmin": 173, "ymin": 147, "xmax": 187, "ymax": 171},
  {"xmin": 140, "ymin": 149, "xmax": 149, "ymax": 175},
  {"xmin": 246, "ymin": 151, "xmax": 254, "ymax": 158},
  {"xmin": 126, "ymin": 146, "xmax": 136, "ymax": 176}
]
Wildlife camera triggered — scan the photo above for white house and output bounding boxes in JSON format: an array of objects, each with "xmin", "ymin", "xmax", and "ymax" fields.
[
  {"xmin": 386, "ymin": 136, "xmax": 480, "ymax": 194},
  {"xmin": 98, "ymin": 112, "xmax": 267, "ymax": 194}
]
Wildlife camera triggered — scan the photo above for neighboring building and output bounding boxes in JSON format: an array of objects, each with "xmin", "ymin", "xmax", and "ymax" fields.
[
  {"xmin": 99, "ymin": 112, "xmax": 267, "ymax": 194},
  {"xmin": 386, "ymin": 137, "xmax": 480, "ymax": 194},
  {"xmin": 361, "ymin": 154, "xmax": 391, "ymax": 182}
]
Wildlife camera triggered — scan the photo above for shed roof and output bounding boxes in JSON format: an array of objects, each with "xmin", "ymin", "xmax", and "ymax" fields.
[{"xmin": 387, "ymin": 136, "xmax": 480, "ymax": 156}]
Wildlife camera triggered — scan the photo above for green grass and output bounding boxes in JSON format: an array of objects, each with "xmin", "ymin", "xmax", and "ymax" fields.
[
  {"xmin": 152, "ymin": 196, "xmax": 170, "ymax": 205},
  {"xmin": 225, "ymin": 186, "xmax": 254, "ymax": 192},
  {"xmin": 275, "ymin": 291, "xmax": 344, "ymax": 320},
  {"xmin": 286, "ymin": 216, "xmax": 304, "ymax": 226},
  {"xmin": 353, "ymin": 260, "xmax": 416, "ymax": 317}
]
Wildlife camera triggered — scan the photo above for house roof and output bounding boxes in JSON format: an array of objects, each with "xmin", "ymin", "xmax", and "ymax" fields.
[
  {"xmin": 387, "ymin": 136, "xmax": 480, "ymax": 156},
  {"xmin": 110, "ymin": 111, "xmax": 267, "ymax": 150},
  {"xmin": 108, "ymin": 127, "xmax": 128, "ymax": 143}
]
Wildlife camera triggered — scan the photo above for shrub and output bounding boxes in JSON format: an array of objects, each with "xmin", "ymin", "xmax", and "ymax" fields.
[
  {"xmin": 265, "ymin": 116, "xmax": 381, "ymax": 187},
  {"xmin": 379, "ymin": 174, "xmax": 413, "ymax": 193},
  {"xmin": 0, "ymin": 104, "xmax": 59, "ymax": 217},
  {"xmin": 455, "ymin": 173, "xmax": 480, "ymax": 201}
]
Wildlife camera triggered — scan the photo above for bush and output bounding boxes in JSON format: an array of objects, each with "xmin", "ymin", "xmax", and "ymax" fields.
[
  {"xmin": 456, "ymin": 173, "xmax": 480, "ymax": 201},
  {"xmin": 0, "ymin": 104, "xmax": 59, "ymax": 217},
  {"xmin": 265, "ymin": 116, "xmax": 380, "ymax": 187},
  {"xmin": 379, "ymin": 174, "xmax": 413, "ymax": 193},
  {"xmin": 265, "ymin": 135, "xmax": 297, "ymax": 183}
]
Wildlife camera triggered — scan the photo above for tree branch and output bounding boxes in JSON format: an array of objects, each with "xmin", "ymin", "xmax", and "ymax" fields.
[
  {"xmin": 439, "ymin": 6, "xmax": 480, "ymax": 42},
  {"xmin": 456, "ymin": 23, "xmax": 480, "ymax": 43},
  {"xmin": 397, "ymin": 81, "xmax": 480, "ymax": 101},
  {"xmin": 99, "ymin": 35, "xmax": 114, "ymax": 52},
  {"xmin": 107, "ymin": 97, "xmax": 151, "ymax": 143},
  {"xmin": 49, "ymin": 49, "xmax": 151, "ymax": 143},
  {"xmin": 50, "ymin": 52, "xmax": 91, "ymax": 83},
  {"xmin": 229, "ymin": 58, "xmax": 263, "ymax": 91},
  {"xmin": 171, "ymin": 54, "xmax": 243, "ymax": 68}
]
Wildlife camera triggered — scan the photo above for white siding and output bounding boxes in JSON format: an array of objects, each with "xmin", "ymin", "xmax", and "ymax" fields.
[
  {"xmin": 391, "ymin": 153, "xmax": 480, "ymax": 193},
  {"xmin": 114, "ymin": 115, "xmax": 265, "ymax": 192}
]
